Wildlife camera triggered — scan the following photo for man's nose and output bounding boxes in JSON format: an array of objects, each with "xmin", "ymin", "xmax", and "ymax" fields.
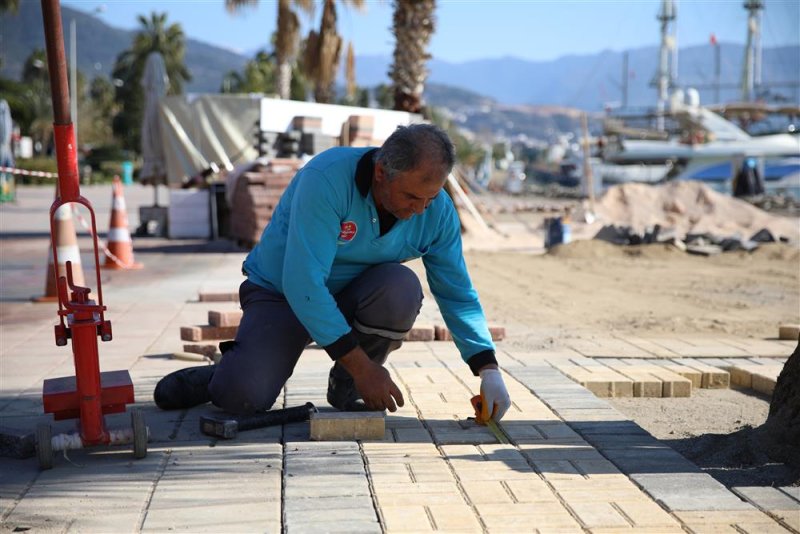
[{"xmin": 412, "ymin": 199, "xmax": 427, "ymax": 214}]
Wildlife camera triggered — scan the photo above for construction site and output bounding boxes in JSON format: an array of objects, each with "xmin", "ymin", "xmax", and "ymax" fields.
[{"xmin": 2, "ymin": 1, "xmax": 800, "ymax": 533}]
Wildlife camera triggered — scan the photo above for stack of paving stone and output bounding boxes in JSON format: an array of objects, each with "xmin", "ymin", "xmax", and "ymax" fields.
[
  {"xmin": 228, "ymin": 158, "xmax": 303, "ymax": 248},
  {"xmin": 182, "ymin": 310, "xmax": 506, "ymax": 358},
  {"xmin": 289, "ymin": 116, "xmax": 338, "ymax": 156},
  {"xmin": 342, "ymin": 115, "xmax": 375, "ymax": 147}
]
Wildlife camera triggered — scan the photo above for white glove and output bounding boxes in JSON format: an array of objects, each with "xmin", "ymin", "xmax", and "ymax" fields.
[{"xmin": 479, "ymin": 368, "xmax": 511, "ymax": 422}]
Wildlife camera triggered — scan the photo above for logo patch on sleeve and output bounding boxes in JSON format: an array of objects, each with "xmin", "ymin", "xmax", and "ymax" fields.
[{"xmin": 338, "ymin": 221, "xmax": 357, "ymax": 242}]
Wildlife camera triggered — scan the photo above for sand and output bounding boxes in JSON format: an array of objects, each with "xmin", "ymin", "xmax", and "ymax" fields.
[{"xmin": 588, "ymin": 181, "xmax": 800, "ymax": 242}]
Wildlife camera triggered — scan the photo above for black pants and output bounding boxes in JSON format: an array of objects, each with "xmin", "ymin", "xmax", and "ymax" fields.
[{"xmin": 208, "ymin": 263, "xmax": 423, "ymax": 413}]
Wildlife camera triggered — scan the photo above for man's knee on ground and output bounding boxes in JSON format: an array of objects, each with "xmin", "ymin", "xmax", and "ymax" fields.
[{"xmin": 208, "ymin": 373, "xmax": 280, "ymax": 414}]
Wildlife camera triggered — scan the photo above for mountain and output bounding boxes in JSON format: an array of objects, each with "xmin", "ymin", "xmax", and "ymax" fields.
[
  {"xmin": 357, "ymin": 44, "xmax": 800, "ymax": 110},
  {"xmin": 0, "ymin": 2, "xmax": 247, "ymax": 93},
  {"xmin": 3, "ymin": 2, "xmax": 797, "ymax": 111}
]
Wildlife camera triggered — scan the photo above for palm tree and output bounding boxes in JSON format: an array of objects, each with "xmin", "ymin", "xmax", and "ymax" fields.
[
  {"xmin": 303, "ymin": 0, "xmax": 363, "ymax": 103},
  {"xmin": 0, "ymin": 0, "xmax": 19, "ymax": 14},
  {"xmin": 111, "ymin": 12, "xmax": 190, "ymax": 151},
  {"xmin": 226, "ymin": 0, "xmax": 313, "ymax": 100},
  {"xmin": 389, "ymin": 0, "xmax": 435, "ymax": 113}
]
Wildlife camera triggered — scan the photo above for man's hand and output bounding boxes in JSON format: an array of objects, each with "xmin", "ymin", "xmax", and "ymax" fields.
[
  {"xmin": 339, "ymin": 347, "xmax": 405, "ymax": 412},
  {"xmin": 479, "ymin": 366, "xmax": 511, "ymax": 422}
]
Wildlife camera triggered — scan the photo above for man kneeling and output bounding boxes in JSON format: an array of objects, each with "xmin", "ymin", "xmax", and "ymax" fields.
[{"xmin": 154, "ymin": 124, "xmax": 511, "ymax": 420}]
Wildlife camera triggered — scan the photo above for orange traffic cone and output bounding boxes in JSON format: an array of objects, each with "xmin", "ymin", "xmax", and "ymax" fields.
[
  {"xmin": 33, "ymin": 201, "xmax": 86, "ymax": 302},
  {"xmin": 103, "ymin": 176, "xmax": 142, "ymax": 269}
]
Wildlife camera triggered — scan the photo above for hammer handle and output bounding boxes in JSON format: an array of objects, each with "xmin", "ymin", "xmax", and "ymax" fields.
[{"xmin": 235, "ymin": 402, "xmax": 316, "ymax": 431}]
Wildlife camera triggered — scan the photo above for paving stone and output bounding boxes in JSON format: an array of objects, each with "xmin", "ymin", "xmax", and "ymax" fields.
[
  {"xmin": 180, "ymin": 325, "xmax": 238, "ymax": 342},
  {"xmin": 198, "ymin": 291, "xmax": 238, "ymax": 302},
  {"xmin": 566, "ymin": 500, "xmax": 632, "ymax": 528},
  {"xmin": 732, "ymin": 486, "xmax": 800, "ymax": 512},
  {"xmin": 778, "ymin": 324, "xmax": 799, "ymax": 340},
  {"xmin": 405, "ymin": 324, "xmax": 435, "ymax": 341},
  {"xmin": 631, "ymin": 473, "xmax": 754, "ymax": 511},
  {"xmin": 612, "ymin": 498, "xmax": 683, "ymax": 527},
  {"xmin": 309, "ymin": 411, "xmax": 385, "ymax": 441},
  {"xmin": 426, "ymin": 503, "xmax": 483, "ymax": 532},
  {"xmin": 674, "ymin": 510, "xmax": 789, "ymax": 534},
  {"xmin": 380, "ymin": 505, "xmax": 435, "ymax": 531},
  {"xmin": 207, "ymin": 309, "xmax": 242, "ymax": 327},
  {"xmin": 653, "ymin": 359, "xmax": 703, "ymax": 388},
  {"xmin": 679, "ymin": 359, "xmax": 731, "ymax": 388},
  {"xmin": 477, "ymin": 502, "xmax": 581, "ymax": 528}
]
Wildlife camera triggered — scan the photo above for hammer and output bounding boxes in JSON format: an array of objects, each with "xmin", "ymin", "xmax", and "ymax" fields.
[{"xmin": 200, "ymin": 402, "xmax": 316, "ymax": 439}]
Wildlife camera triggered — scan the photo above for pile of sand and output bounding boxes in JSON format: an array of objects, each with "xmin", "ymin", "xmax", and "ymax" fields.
[{"xmin": 590, "ymin": 181, "xmax": 800, "ymax": 242}]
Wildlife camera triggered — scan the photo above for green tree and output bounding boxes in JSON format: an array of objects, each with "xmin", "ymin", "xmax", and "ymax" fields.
[
  {"xmin": 389, "ymin": 0, "xmax": 435, "ymax": 113},
  {"xmin": 21, "ymin": 49, "xmax": 53, "ymax": 153},
  {"xmin": 0, "ymin": 0, "xmax": 19, "ymax": 14},
  {"xmin": 111, "ymin": 12, "xmax": 190, "ymax": 151},
  {"xmin": 221, "ymin": 49, "xmax": 308, "ymax": 100},
  {"xmin": 226, "ymin": 0, "xmax": 313, "ymax": 100},
  {"xmin": 81, "ymin": 77, "xmax": 118, "ymax": 147}
]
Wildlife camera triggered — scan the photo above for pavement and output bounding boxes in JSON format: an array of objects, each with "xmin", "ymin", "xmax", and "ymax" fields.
[{"xmin": 1, "ymin": 184, "xmax": 798, "ymax": 533}]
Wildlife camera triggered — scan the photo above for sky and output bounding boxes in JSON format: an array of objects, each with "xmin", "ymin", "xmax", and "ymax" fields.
[{"xmin": 61, "ymin": 0, "xmax": 800, "ymax": 63}]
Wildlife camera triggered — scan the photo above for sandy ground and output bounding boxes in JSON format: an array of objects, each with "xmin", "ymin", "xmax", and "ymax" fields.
[{"xmin": 463, "ymin": 240, "xmax": 799, "ymax": 343}]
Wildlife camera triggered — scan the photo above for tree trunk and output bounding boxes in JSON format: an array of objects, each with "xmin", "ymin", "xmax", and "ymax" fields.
[
  {"xmin": 277, "ymin": 61, "xmax": 292, "ymax": 100},
  {"xmin": 275, "ymin": 0, "xmax": 299, "ymax": 100},
  {"xmin": 765, "ymin": 340, "xmax": 800, "ymax": 449},
  {"xmin": 390, "ymin": 0, "xmax": 435, "ymax": 113}
]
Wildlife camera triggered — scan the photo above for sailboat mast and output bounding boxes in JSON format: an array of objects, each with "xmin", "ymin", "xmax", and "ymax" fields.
[
  {"xmin": 742, "ymin": 0, "xmax": 764, "ymax": 102},
  {"xmin": 656, "ymin": 0, "xmax": 677, "ymax": 131}
]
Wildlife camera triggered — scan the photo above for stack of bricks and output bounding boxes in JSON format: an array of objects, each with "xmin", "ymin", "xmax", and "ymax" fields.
[
  {"xmin": 181, "ymin": 310, "xmax": 243, "ymax": 359},
  {"xmin": 228, "ymin": 159, "xmax": 303, "ymax": 248},
  {"xmin": 342, "ymin": 115, "xmax": 374, "ymax": 147}
]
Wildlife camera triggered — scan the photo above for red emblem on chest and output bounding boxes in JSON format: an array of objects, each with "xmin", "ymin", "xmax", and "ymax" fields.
[{"xmin": 338, "ymin": 221, "xmax": 357, "ymax": 241}]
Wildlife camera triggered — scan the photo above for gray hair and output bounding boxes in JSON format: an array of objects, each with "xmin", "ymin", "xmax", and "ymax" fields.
[{"xmin": 374, "ymin": 123, "xmax": 455, "ymax": 181}]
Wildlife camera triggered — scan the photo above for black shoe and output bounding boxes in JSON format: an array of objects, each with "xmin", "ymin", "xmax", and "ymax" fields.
[
  {"xmin": 154, "ymin": 364, "xmax": 216, "ymax": 410},
  {"xmin": 326, "ymin": 364, "xmax": 370, "ymax": 412}
]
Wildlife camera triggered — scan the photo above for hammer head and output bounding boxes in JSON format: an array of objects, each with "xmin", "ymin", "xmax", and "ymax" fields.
[{"xmin": 199, "ymin": 415, "xmax": 238, "ymax": 439}]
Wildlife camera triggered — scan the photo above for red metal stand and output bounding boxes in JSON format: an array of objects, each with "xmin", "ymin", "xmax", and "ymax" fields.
[{"xmin": 36, "ymin": 0, "xmax": 144, "ymax": 469}]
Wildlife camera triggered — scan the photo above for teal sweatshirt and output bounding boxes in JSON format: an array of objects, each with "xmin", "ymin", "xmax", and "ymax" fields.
[{"xmin": 243, "ymin": 147, "xmax": 497, "ymax": 374}]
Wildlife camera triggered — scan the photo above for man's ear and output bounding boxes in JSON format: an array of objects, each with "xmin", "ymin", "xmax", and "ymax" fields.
[{"xmin": 374, "ymin": 161, "xmax": 386, "ymax": 184}]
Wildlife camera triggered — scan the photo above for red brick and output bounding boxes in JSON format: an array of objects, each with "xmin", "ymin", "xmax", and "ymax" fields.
[
  {"xmin": 489, "ymin": 325, "xmax": 506, "ymax": 342},
  {"xmin": 208, "ymin": 310, "xmax": 243, "ymax": 327},
  {"xmin": 183, "ymin": 343, "xmax": 220, "ymax": 358},
  {"xmin": 434, "ymin": 324, "xmax": 506, "ymax": 342},
  {"xmin": 405, "ymin": 324, "xmax": 435, "ymax": 342},
  {"xmin": 198, "ymin": 291, "xmax": 238, "ymax": 302},
  {"xmin": 180, "ymin": 325, "xmax": 238, "ymax": 341}
]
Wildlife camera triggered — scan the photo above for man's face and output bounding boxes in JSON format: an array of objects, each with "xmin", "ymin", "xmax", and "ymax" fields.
[{"xmin": 373, "ymin": 161, "xmax": 447, "ymax": 220}]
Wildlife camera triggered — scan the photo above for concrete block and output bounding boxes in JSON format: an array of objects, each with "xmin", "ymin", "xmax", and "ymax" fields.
[
  {"xmin": 751, "ymin": 373, "xmax": 777, "ymax": 395},
  {"xmin": 183, "ymin": 343, "xmax": 220, "ymax": 359},
  {"xmin": 405, "ymin": 324, "xmax": 435, "ymax": 342},
  {"xmin": 732, "ymin": 486, "xmax": 800, "ymax": 511},
  {"xmin": 198, "ymin": 291, "xmax": 238, "ymax": 302},
  {"xmin": 654, "ymin": 360, "xmax": 702, "ymax": 388},
  {"xmin": 208, "ymin": 309, "xmax": 243, "ymax": 327},
  {"xmin": 180, "ymin": 325, "xmax": 238, "ymax": 341},
  {"xmin": 683, "ymin": 360, "xmax": 730, "ymax": 389},
  {"xmin": 778, "ymin": 324, "xmax": 799, "ymax": 340},
  {"xmin": 310, "ymin": 411, "xmax": 385, "ymax": 441}
]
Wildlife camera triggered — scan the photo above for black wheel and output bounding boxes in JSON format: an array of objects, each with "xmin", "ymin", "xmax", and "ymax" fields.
[
  {"xmin": 131, "ymin": 410, "xmax": 148, "ymax": 459},
  {"xmin": 36, "ymin": 423, "xmax": 53, "ymax": 470}
]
